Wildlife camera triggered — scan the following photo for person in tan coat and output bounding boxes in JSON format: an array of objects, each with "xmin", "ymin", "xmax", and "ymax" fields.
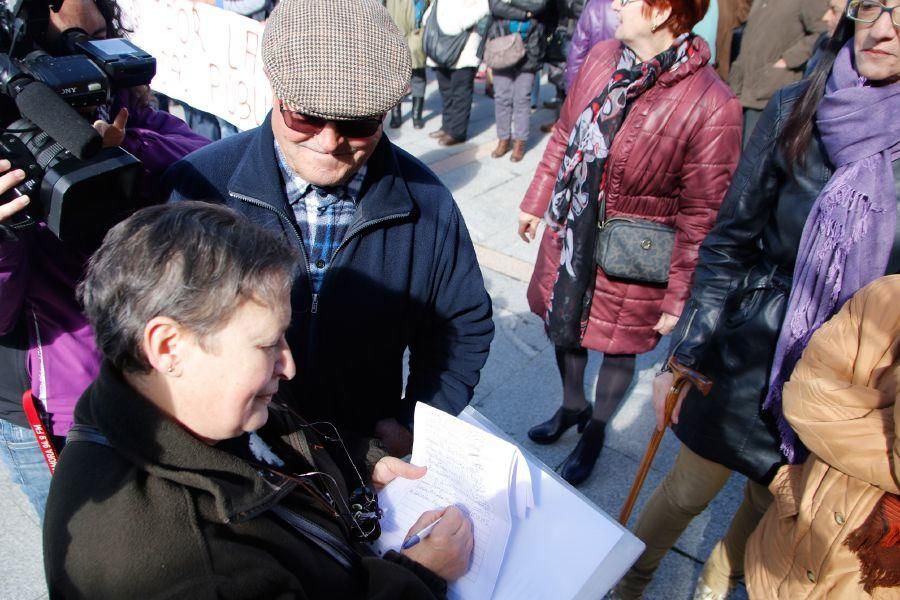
[
  {"xmin": 745, "ymin": 275, "xmax": 900, "ymax": 599},
  {"xmin": 728, "ymin": 0, "xmax": 828, "ymax": 142}
]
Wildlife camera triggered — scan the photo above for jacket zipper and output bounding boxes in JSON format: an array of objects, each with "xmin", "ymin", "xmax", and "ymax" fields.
[
  {"xmin": 231, "ymin": 192, "xmax": 409, "ymax": 315},
  {"xmin": 668, "ymin": 304, "xmax": 698, "ymax": 360},
  {"xmin": 230, "ymin": 191, "xmax": 315, "ymax": 309},
  {"xmin": 310, "ymin": 214, "xmax": 409, "ymax": 313}
]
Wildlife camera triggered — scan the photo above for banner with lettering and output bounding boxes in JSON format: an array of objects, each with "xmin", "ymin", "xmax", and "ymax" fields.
[{"xmin": 120, "ymin": 0, "xmax": 270, "ymax": 130}]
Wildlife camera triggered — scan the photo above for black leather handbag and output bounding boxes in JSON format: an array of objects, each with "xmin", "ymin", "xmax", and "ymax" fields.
[
  {"xmin": 594, "ymin": 193, "xmax": 675, "ymax": 284},
  {"xmin": 544, "ymin": 26, "xmax": 571, "ymax": 64},
  {"xmin": 423, "ymin": 0, "xmax": 470, "ymax": 68}
]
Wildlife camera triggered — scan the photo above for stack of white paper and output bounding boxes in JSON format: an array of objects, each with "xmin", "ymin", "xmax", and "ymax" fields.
[{"xmin": 374, "ymin": 403, "xmax": 533, "ymax": 600}]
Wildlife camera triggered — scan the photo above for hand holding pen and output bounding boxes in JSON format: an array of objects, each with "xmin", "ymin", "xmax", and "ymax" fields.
[{"xmin": 400, "ymin": 505, "xmax": 474, "ymax": 581}]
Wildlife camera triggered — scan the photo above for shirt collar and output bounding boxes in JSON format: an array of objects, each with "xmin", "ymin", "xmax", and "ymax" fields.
[{"xmin": 274, "ymin": 140, "xmax": 367, "ymax": 206}]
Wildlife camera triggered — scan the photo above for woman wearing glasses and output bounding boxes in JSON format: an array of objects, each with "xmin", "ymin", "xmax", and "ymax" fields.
[
  {"xmin": 618, "ymin": 2, "xmax": 900, "ymax": 598},
  {"xmin": 517, "ymin": 0, "xmax": 740, "ymax": 486},
  {"xmin": 43, "ymin": 203, "xmax": 472, "ymax": 599}
]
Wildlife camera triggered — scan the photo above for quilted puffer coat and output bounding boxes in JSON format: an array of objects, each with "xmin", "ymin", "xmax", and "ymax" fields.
[
  {"xmin": 520, "ymin": 38, "xmax": 741, "ymax": 354},
  {"xmin": 745, "ymin": 275, "xmax": 900, "ymax": 599}
]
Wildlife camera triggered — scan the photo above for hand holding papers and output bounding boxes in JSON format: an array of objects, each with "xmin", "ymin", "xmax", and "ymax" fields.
[
  {"xmin": 375, "ymin": 403, "xmax": 532, "ymax": 600},
  {"xmin": 374, "ymin": 404, "xmax": 645, "ymax": 599}
]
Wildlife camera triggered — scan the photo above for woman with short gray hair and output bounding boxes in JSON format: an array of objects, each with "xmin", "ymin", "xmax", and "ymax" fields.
[{"xmin": 43, "ymin": 202, "xmax": 473, "ymax": 599}]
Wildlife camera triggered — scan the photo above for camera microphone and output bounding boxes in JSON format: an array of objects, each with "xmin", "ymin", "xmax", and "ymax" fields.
[{"xmin": 13, "ymin": 80, "xmax": 102, "ymax": 160}]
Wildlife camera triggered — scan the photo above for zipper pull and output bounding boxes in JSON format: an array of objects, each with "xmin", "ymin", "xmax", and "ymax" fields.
[{"xmin": 311, "ymin": 293, "xmax": 319, "ymax": 314}]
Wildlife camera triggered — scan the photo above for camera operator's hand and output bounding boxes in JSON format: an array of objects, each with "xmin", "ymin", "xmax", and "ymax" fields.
[
  {"xmin": 0, "ymin": 161, "xmax": 30, "ymax": 223},
  {"xmin": 93, "ymin": 108, "xmax": 129, "ymax": 148},
  {"xmin": 401, "ymin": 505, "xmax": 474, "ymax": 582}
]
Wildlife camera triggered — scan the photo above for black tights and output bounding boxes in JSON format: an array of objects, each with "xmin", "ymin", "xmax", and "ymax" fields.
[{"xmin": 555, "ymin": 346, "xmax": 636, "ymax": 426}]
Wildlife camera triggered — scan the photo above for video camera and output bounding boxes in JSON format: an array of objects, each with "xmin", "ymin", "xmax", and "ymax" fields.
[{"xmin": 0, "ymin": 0, "xmax": 155, "ymax": 244}]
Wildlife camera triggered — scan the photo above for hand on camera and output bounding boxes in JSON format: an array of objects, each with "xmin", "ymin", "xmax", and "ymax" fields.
[
  {"xmin": 0, "ymin": 160, "xmax": 30, "ymax": 224},
  {"xmin": 401, "ymin": 505, "xmax": 474, "ymax": 581},
  {"xmin": 93, "ymin": 107, "xmax": 128, "ymax": 148}
]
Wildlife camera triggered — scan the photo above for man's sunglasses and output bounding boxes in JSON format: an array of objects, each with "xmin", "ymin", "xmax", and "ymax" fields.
[{"xmin": 279, "ymin": 101, "xmax": 383, "ymax": 138}]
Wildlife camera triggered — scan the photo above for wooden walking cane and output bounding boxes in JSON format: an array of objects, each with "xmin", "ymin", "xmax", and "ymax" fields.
[{"xmin": 618, "ymin": 358, "xmax": 713, "ymax": 525}]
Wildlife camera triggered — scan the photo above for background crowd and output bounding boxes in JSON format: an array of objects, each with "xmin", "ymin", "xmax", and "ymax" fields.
[{"xmin": 0, "ymin": 0, "xmax": 898, "ymax": 598}]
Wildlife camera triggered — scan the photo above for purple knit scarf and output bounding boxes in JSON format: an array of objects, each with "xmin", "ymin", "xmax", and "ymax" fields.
[{"xmin": 764, "ymin": 41, "xmax": 900, "ymax": 463}]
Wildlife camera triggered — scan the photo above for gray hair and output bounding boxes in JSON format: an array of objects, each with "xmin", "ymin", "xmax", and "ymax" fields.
[{"xmin": 78, "ymin": 201, "xmax": 299, "ymax": 373}]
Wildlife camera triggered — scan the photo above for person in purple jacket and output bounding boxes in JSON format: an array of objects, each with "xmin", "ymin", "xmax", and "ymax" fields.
[
  {"xmin": 0, "ymin": 0, "xmax": 209, "ymax": 521},
  {"xmin": 540, "ymin": 0, "xmax": 616, "ymax": 133},
  {"xmin": 565, "ymin": 0, "xmax": 618, "ymax": 92}
]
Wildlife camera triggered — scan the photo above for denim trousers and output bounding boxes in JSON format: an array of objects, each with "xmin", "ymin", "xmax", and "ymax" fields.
[{"xmin": 0, "ymin": 419, "xmax": 53, "ymax": 521}]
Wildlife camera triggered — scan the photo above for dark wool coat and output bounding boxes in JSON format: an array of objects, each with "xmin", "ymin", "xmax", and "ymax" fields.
[
  {"xmin": 520, "ymin": 38, "xmax": 742, "ymax": 355},
  {"xmin": 669, "ymin": 81, "xmax": 900, "ymax": 484},
  {"xmin": 163, "ymin": 116, "xmax": 494, "ymax": 435},
  {"xmin": 43, "ymin": 363, "xmax": 447, "ymax": 599}
]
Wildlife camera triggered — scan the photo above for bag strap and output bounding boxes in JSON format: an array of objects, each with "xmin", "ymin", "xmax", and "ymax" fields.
[
  {"xmin": 65, "ymin": 423, "xmax": 362, "ymax": 573},
  {"xmin": 23, "ymin": 390, "xmax": 59, "ymax": 473},
  {"xmin": 598, "ymin": 190, "xmax": 608, "ymax": 229},
  {"xmin": 66, "ymin": 423, "xmax": 113, "ymax": 447},
  {"xmin": 270, "ymin": 505, "xmax": 361, "ymax": 571}
]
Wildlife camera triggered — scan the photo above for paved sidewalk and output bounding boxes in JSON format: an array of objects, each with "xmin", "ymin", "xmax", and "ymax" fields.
[{"xmin": 0, "ymin": 76, "xmax": 749, "ymax": 600}]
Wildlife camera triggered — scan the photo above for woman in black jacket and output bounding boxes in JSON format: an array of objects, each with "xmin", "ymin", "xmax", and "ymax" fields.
[
  {"xmin": 486, "ymin": 0, "xmax": 547, "ymax": 162},
  {"xmin": 43, "ymin": 202, "xmax": 473, "ymax": 599},
  {"xmin": 616, "ymin": 6, "xmax": 900, "ymax": 599}
]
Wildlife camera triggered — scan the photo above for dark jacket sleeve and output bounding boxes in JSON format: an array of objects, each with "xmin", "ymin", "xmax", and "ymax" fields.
[
  {"xmin": 0, "ymin": 226, "xmax": 26, "ymax": 335},
  {"xmin": 405, "ymin": 204, "xmax": 494, "ymax": 417},
  {"xmin": 668, "ymin": 88, "xmax": 787, "ymax": 368},
  {"xmin": 490, "ymin": 0, "xmax": 530, "ymax": 20}
]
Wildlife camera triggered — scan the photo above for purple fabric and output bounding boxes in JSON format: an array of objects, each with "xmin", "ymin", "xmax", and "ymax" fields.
[
  {"xmin": 110, "ymin": 90, "xmax": 211, "ymax": 199},
  {"xmin": 0, "ymin": 225, "xmax": 100, "ymax": 435},
  {"xmin": 764, "ymin": 41, "xmax": 900, "ymax": 463},
  {"xmin": 0, "ymin": 93, "xmax": 210, "ymax": 435},
  {"xmin": 565, "ymin": 0, "xmax": 619, "ymax": 92}
]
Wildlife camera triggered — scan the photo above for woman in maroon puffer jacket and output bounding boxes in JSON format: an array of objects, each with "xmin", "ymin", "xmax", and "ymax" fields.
[{"xmin": 517, "ymin": 0, "xmax": 740, "ymax": 485}]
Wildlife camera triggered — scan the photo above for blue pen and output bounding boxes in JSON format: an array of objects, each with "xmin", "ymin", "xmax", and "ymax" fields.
[{"xmin": 401, "ymin": 517, "xmax": 444, "ymax": 550}]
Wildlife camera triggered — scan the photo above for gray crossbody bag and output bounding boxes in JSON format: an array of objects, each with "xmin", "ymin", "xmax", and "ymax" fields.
[{"xmin": 594, "ymin": 193, "xmax": 676, "ymax": 285}]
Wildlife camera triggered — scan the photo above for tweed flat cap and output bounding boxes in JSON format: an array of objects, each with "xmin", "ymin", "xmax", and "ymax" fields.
[{"xmin": 262, "ymin": 0, "xmax": 411, "ymax": 121}]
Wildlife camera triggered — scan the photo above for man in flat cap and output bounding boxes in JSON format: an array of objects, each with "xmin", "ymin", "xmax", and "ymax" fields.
[{"xmin": 164, "ymin": 0, "xmax": 494, "ymax": 455}]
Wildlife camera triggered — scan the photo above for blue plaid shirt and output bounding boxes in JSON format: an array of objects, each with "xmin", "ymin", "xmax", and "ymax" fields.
[{"xmin": 275, "ymin": 142, "xmax": 366, "ymax": 294}]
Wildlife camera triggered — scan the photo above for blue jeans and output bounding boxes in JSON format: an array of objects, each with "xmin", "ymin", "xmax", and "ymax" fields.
[{"xmin": 0, "ymin": 419, "xmax": 53, "ymax": 521}]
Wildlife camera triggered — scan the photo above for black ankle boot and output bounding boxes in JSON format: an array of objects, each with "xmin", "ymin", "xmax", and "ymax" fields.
[
  {"xmin": 527, "ymin": 405, "xmax": 592, "ymax": 445},
  {"xmin": 389, "ymin": 105, "xmax": 402, "ymax": 128},
  {"xmin": 412, "ymin": 97, "xmax": 424, "ymax": 129},
  {"xmin": 559, "ymin": 420, "xmax": 606, "ymax": 486}
]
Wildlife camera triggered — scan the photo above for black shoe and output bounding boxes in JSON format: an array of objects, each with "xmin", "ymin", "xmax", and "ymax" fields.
[
  {"xmin": 559, "ymin": 420, "xmax": 606, "ymax": 486},
  {"xmin": 527, "ymin": 405, "xmax": 592, "ymax": 445},
  {"xmin": 412, "ymin": 97, "xmax": 425, "ymax": 129},
  {"xmin": 438, "ymin": 133, "xmax": 464, "ymax": 146},
  {"xmin": 389, "ymin": 105, "xmax": 402, "ymax": 129},
  {"xmin": 543, "ymin": 97, "xmax": 562, "ymax": 109}
]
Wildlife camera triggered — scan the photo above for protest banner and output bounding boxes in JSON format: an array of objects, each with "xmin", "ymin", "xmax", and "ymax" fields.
[{"xmin": 119, "ymin": 0, "xmax": 269, "ymax": 131}]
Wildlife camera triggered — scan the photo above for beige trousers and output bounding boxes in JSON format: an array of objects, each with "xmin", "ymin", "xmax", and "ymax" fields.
[{"xmin": 616, "ymin": 444, "xmax": 773, "ymax": 598}]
